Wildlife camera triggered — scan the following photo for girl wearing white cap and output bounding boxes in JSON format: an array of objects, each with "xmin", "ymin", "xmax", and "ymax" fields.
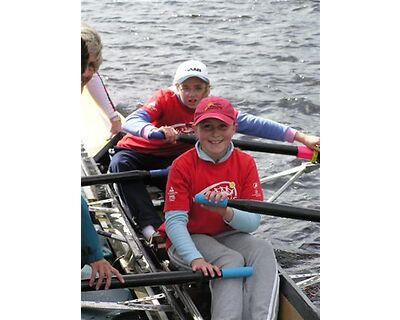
[
  {"xmin": 81, "ymin": 37, "xmax": 125, "ymax": 290},
  {"xmin": 109, "ymin": 60, "xmax": 319, "ymax": 240},
  {"xmin": 81, "ymin": 22, "xmax": 122, "ymax": 137}
]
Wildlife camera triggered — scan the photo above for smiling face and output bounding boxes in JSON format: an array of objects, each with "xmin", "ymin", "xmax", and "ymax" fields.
[
  {"xmin": 176, "ymin": 77, "xmax": 209, "ymax": 109},
  {"xmin": 195, "ymin": 118, "xmax": 237, "ymax": 162}
]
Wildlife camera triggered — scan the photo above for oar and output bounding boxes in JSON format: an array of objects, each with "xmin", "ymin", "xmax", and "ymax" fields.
[
  {"xmin": 81, "ymin": 168, "xmax": 170, "ymax": 186},
  {"xmin": 194, "ymin": 194, "xmax": 320, "ymax": 222},
  {"xmin": 148, "ymin": 132, "xmax": 319, "ymax": 163},
  {"xmin": 81, "ymin": 266, "xmax": 253, "ymax": 291}
]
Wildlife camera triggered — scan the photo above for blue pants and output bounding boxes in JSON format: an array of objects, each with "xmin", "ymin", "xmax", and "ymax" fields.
[{"xmin": 108, "ymin": 147, "xmax": 175, "ymax": 229}]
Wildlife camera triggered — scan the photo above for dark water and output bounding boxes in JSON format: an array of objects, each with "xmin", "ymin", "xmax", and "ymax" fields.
[{"xmin": 82, "ymin": 0, "xmax": 320, "ymax": 307}]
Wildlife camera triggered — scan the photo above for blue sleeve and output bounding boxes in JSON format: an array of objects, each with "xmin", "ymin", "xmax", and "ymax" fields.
[
  {"xmin": 122, "ymin": 109, "xmax": 153, "ymax": 137},
  {"xmin": 165, "ymin": 210, "xmax": 203, "ymax": 265},
  {"xmin": 226, "ymin": 208, "xmax": 261, "ymax": 233},
  {"xmin": 236, "ymin": 111, "xmax": 289, "ymax": 141},
  {"xmin": 81, "ymin": 196, "xmax": 103, "ymax": 266}
]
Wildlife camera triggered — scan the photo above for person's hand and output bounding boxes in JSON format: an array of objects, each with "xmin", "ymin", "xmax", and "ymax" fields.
[
  {"xmin": 157, "ymin": 126, "xmax": 178, "ymax": 143},
  {"xmin": 294, "ymin": 132, "xmax": 320, "ymax": 150},
  {"xmin": 109, "ymin": 116, "xmax": 122, "ymax": 137},
  {"xmin": 199, "ymin": 191, "xmax": 234, "ymax": 222},
  {"xmin": 191, "ymin": 258, "xmax": 221, "ymax": 278},
  {"xmin": 89, "ymin": 258, "xmax": 125, "ymax": 290}
]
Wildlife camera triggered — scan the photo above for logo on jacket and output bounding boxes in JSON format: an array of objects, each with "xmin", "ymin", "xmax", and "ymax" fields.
[
  {"xmin": 252, "ymin": 182, "xmax": 260, "ymax": 197},
  {"xmin": 172, "ymin": 123, "xmax": 195, "ymax": 134},
  {"xmin": 168, "ymin": 187, "xmax": 177, "ymax": 201},
  {"xmin": 199, "ymin": 181, "xmax": 237, "ymax": 199}
]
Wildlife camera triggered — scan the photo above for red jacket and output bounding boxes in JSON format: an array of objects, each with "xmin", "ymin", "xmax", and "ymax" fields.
[
  {"xmin": 158, "ymin": 147, "xmax": 263, "ymax": 247},
  {"xmin": 117, "ymin": 89, "xmax": 195, "ymax": 156}
]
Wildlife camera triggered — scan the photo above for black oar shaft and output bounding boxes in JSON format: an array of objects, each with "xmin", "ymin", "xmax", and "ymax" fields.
[
  {"xmin": 81, "ymin": 170, "xmax": 150, "ymax": 186},
  {"xmin": 81, "ymin": 168, "xmax": 169, "ymax": 186},
  {"xmin": 177, "ymin": 134, "xmax": 298, "ymax": 156},
  {"xmin": 149, "ymin": 132, "xmax": 319, "ymax": 162},
  {"xmin": 81, "ymin": 271, "xmax": 206, "ymax": 291},
  {"xmin": 228, "ymin": 199, "xmax": 320, "ymax": 222},
  {"xmin": 81, "ymin": 267, "xmax": 253, "ymax": 291},
  {"xmin": 233, "ymin": 139, "xmax": 298, "ymax": 156},
  {"xmin": 193, "ymin": 194, "xmax": 319, "ymax": 222}
]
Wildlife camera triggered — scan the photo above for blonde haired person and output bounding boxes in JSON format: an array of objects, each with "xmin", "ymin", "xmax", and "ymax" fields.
[
  {"xmin": 81, "ymin": 22, "xmax": 121, "ymax": 136},
  {"xmin": 81, "ymin": 37, "xmax": 124, "ymax": 289}
]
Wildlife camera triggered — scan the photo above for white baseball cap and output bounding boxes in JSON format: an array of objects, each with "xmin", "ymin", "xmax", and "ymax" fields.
[{"xmin": 173, "ymin": 60, "xmax": 209, "ymax": 85}]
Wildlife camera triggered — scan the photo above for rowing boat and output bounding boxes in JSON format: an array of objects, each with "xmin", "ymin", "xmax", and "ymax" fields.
[{"xmin": 81, "ymin": 90, "xmax": 320, "ymax": 319}]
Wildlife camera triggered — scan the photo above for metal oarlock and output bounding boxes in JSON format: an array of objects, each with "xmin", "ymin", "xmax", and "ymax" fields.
[{"xmin": 260, "ymin": 162, "xmax": 319, "ymax": 203}]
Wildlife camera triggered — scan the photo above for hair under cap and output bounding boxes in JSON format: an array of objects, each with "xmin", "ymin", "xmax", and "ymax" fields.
[
  {"xmin": 173, "ymin": 60, "xmax": 209, "ymax": 85},
  {"xmin": 194, "ymin": 96, "xmax": 238, "ymax": 126}
]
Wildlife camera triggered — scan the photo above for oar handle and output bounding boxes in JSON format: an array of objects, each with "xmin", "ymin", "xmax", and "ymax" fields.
[
  {"xmin": 148, "ymin": 131, "xmax": 166, "ymax": 139},
  {"xmin": 221, "ymin": 266, "xmax": 253, "ymax": 278},
  {"xmin": 150, "ymin": 168, "xmax": 170, "ymax": 178},
  {"xmin": 297, "ymin": 146, "xmax": 320, "ymax": 163},
  {"xmin": 81, "ymin": 267, "xmax": 253, "ymax": 291},
  {"xmin": 194, "ymin": 193, "xmax": 228, "ymax": 207}
]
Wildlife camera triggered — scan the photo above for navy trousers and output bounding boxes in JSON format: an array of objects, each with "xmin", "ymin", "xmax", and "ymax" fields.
[{"xmin": 109, "ymin": 147, "xmax": 175, "ymax": 229}]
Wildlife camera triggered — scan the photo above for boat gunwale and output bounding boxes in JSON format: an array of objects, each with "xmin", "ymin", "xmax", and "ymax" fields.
[{"xmin": 278, "ymin": 265, "xmax": 320, "ymax": 320}]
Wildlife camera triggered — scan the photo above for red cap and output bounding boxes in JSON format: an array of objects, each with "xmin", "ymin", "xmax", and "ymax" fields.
[{"xmin": 193, "ymin": 96, "xmax": 238, "ymax": 126}]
